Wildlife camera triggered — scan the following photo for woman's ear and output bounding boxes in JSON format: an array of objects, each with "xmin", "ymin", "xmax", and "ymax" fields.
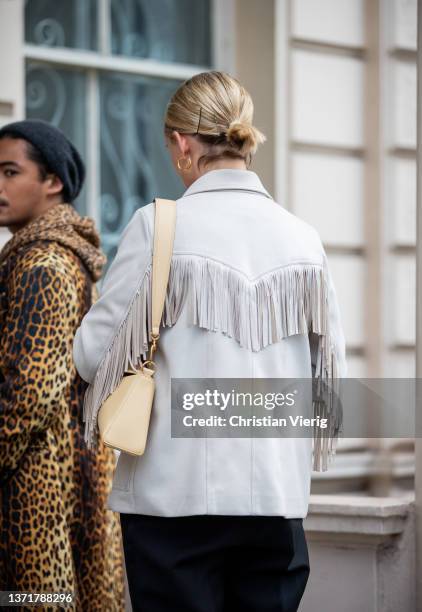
[{"xmin": 172, "ymin": 131, "xmax": 190, "ymax": 157}]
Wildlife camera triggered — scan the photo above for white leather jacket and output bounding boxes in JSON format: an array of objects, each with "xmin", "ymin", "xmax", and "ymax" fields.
[{"xmin": 73, "ymin": 169, "xmax": 347, "ymax": 518}]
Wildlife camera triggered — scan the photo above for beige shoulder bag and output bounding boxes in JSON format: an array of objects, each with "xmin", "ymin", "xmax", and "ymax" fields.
[{"xmin": 97, "ymin": 198, "xmax": 177, "ymax": 455}]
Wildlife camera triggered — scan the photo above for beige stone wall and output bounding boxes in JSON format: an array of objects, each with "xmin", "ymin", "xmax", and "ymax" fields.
[
  {"xmin": 235, "ymin": 0, "xmax": 275, "ymax": 194},
  {"xmin": 0, "ymin": 0, "xmax": 24, "ymax": 124},
  {"xmin": 0, "ymin": 0, "xmax": 23, "ymax": 247}
]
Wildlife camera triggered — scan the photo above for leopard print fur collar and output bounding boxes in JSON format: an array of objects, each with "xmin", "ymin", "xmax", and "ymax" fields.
[{"xmin": 0, "ymin": 204, "xmax": 106, "ymax": 281}]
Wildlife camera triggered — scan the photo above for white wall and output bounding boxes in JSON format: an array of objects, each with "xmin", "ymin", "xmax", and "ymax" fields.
[
  {"xmin": 382, "ymin": 0, "xmax": 417, "ymax": 377},
  {"xmin": 276, "ymin": 0, "xmax": 367, "ymax": 378},
  {"xmin": 274, "ymin": 0, "xmax": 417, "ymax": 379},
  {"xmin": 0, "ymin": 0, "xmax": 24, "ymax": 247}
]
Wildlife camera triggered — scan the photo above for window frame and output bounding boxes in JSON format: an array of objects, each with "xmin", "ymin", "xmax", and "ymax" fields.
[{"xmin": 23, "ymin": 0, "xmax": 235, "ymax": 226}]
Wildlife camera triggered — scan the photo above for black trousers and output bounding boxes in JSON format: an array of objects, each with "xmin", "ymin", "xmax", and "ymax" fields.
[{"xmin": 120, "ymin": 514, "xmax": 310, "ymax": 612}]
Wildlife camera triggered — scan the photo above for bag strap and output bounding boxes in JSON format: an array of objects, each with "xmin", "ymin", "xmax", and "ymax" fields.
[{"xmin": 148, "ymin": 198, "xmax": 177, "ymax": 361}]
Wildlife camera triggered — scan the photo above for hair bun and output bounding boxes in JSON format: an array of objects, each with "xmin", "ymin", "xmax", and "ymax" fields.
[
  {"xmin": 226, "ymin": 121, "xmax": 265, "ymax": 155},
  {"xmin": 165, "ymin": 71, "xmax": 266, "ymax": 164}
]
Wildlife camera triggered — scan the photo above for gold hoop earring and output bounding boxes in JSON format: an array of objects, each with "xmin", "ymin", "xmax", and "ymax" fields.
[{"xmin": 177, "ymin": 156, "xmax": 192, "ymax": 171}]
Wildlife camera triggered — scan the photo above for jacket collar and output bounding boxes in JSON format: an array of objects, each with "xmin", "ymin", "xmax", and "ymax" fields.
[
  {"xmin": 182, "ymin": 169, "xmax": 273, "ymax": 200},
  {"xmin": 0, "ymin": 204, "xmax": 106, "ymax": 282}
]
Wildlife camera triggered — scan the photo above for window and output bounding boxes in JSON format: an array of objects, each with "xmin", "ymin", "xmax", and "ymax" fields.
[{"xmin": 24, "ymin": 0, "xmax": 212, "ymax": 263}]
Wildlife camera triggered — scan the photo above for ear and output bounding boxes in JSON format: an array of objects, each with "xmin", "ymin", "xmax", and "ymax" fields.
[
  {"xmin": 172, "ymin": 131, "xmax": 191, "ymax": 157},
  {"xmin": 45, "ymin": 174, "xmax": 64, "ymax": 197}
]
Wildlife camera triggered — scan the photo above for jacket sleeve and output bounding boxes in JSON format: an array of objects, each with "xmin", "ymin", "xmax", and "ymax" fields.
[
  {"xmin": 309, "ymin": 246, "xmax": 347, "ymax": 471},
  {"xmin": 73, "ymin": 207, "xmax": 152, "ymax": 384},
  {"xmin": 310, "ymin": 249, "xmax": 347, "ymax": 379},
  {"xmin": 323, "ymin": 249, "xmax": 347, "ymax": 378},
  {"xmin": 0, "ymin": 264, "xmax": 77, "ymax": 482}
]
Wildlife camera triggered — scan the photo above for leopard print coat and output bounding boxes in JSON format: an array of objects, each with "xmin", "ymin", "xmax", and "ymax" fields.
[{"xmin": 0, "ymin": 204, "xmax": 125, "ymax": 611}]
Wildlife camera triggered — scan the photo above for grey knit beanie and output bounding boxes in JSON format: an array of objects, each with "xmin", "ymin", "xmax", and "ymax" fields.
[{"xmin": 0, "ymin": 119, "xmax": 85, "ymax": 202}]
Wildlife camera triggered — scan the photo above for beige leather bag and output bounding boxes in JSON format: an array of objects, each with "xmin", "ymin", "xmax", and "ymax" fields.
[{"xmin": 98, "ymin": 198, "xmax": 177, "ymax": 455}]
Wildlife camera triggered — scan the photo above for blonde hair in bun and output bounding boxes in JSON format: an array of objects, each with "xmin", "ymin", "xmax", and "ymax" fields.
[
  {"xmin": 164, "ymin": 71, "xmax": 266, "ymax": 166},
  {"xmin": 225, "ymin": 121, "xmax": 264, "ymax": 156}
]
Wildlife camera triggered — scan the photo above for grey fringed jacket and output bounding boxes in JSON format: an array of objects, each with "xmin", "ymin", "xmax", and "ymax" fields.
[{"xmin": 73, "ymin": 169, "xmax": 347, "ymax": 518}]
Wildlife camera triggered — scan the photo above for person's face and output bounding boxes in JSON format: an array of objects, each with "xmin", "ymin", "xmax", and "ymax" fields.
[{"xmin": 0, "ymin": 137, "xmax": 63, "ymax": 233}]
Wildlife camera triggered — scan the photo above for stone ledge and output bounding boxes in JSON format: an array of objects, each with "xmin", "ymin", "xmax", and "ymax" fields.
[
  {"xmin": 312, "ymin": 450, "xmax": 414, "ymax": 480},
  {"xmin": 304, "ymin": 493, "xmax": 415, "ymax": 541}
]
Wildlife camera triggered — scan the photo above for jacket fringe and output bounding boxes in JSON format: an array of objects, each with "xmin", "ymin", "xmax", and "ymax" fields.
[{"xmin": 83, "ymin": 255, "xmax": 341, "ymax": 471}]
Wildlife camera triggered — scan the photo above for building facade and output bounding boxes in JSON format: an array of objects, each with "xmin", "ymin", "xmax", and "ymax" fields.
[{"xmin": 0, "ymin": 0, "xmax": 417, "ymax": 493}]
